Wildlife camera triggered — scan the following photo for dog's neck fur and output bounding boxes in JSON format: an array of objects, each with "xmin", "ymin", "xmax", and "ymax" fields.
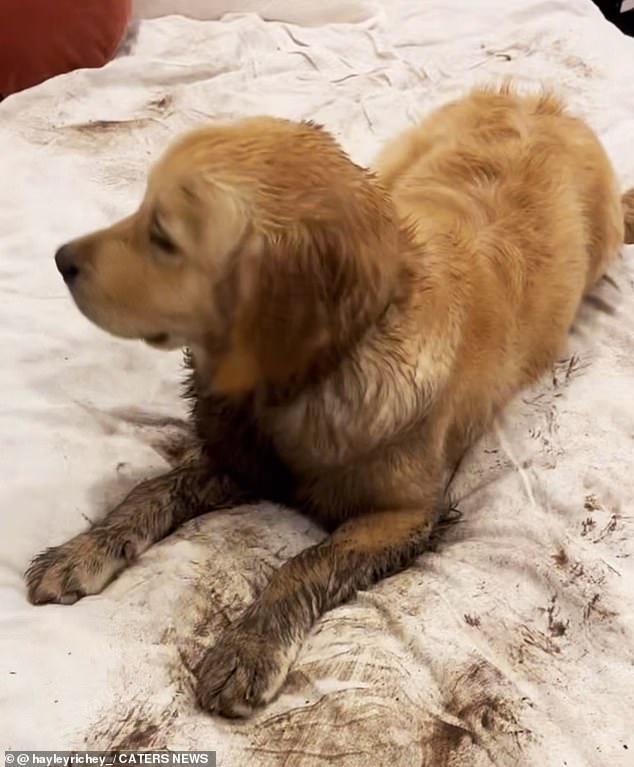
[
  {"xmin": 189, "ymin": 225, "xmax": 452, "ymax": 470},
  {"xmin": 192, "ymin": 222, "xmax": 420, "ymax": 405}
]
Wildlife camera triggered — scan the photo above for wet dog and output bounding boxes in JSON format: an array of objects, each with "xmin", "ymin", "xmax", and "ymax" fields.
[{"xmin": 27, "ymin": 85, "xmax": 634, "ymax": 717}]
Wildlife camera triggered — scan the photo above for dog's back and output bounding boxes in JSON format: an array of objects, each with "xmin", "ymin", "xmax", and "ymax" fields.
[{"xmin": 373, "ymin": 86, "xmax": 626, "ymax": 461}]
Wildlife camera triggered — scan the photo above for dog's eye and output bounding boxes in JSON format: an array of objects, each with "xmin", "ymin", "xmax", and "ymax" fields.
[{"xmin": 149, "ymin": 217, "xmax": 178, "ymax": 255}]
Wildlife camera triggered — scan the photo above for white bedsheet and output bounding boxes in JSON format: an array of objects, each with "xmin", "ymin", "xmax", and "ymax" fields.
[{"xmin": 1, "ymin": 1, "xmax": 634, "ymax": 764}]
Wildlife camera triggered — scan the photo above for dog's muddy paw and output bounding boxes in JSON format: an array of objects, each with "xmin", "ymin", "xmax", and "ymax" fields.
[
  {"xmin": 25, "ymin": 531, "xmax": 131, "ymax": 605},
  {"xmin": 195, "ymin": 619, "xmax": 297, "ymax": 718}
]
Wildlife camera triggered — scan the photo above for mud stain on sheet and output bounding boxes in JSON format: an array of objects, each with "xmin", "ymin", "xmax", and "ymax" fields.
[
  {"xmin": 102, "ymin": 406, "xmax": 195, "ymax": 466},
  {"xmin": 67, "ymin": 90, "xmax": 175, "ymax": 140},
  {"xmin": 583, "ymin": 593, "xmax": 618, "ymax": 623},
  {"xmin": 80, "ymin": 506, "xmax": 533, "ymax": 765},
  {"xmin": 81, "ymin": 513, "xmax": 292, "ymax": 754},
  {"xmin": 84, "ymin": 557, "xmax": 533, "ymax": 765},
  {"xmin": 584, "ymin": 294, "xmax": 616, "ymax": 315},
  {"xmin": 85, "ymin": 617, "xmax": 203, "ymax": 751},
  {"xmin": 86, "ymin": 702, "xmax": 179, "ymax": 750},
  {"xmin": 59, "ymin": 91, "xmax": 176, "ymax": 154},
  {"xmin": 18, "ymin": 106, "xmax": 173, "ymax": 166},
  {"xmin": 233, "ymin": 648, "xmax": 530, "ymax": 766},
  {"xmin": 241, "ymin": 690, "xmax": 378, "ymax": 765},
  {"xmin": 544, "ymin": 595, "xmax": 569, "ymax": 638},
  {"xmin": 82, "ymin": 402, "xmax": 194, "ymax": 462},
  {"xmin": 66, "ymin": 118, "xmax": 152, "ymax": 135},
  {"xmin": 58, "ymin": 117, "xmax": 166, "ymax": 160},
  {"xmin": 523, "ymin": 354, "xmax": 590, "ymax": 467},
  {"xmin": 551, "ymin": 545, "xmax": 573, "ymax": 568},
  {"xmin": 424, "ymin": 662, "xmax": 531, "ymax": 767},
  {"xmin": 148, "ymin": 94, "xmax": 175, "ymax": 113}
]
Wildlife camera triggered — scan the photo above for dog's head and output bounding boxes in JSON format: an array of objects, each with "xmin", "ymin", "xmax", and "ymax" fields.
[{"xmin": 55, "ymin": 117, "xmax": 399, "ymax": 394}]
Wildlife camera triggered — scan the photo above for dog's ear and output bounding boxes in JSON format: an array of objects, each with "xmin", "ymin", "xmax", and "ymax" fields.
[{"xmin": 212, "ymin": 184, "xmax": 400, "ymax": 395}]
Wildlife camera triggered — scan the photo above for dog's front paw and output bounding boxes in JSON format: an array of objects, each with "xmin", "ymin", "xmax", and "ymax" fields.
[
  {"xmin": 195, "ymin": 616, "xmax": 298, "ymax": 718},
  {"xmin": 25, "ymin": 531, "xmax": 132, "ymax": 605}
]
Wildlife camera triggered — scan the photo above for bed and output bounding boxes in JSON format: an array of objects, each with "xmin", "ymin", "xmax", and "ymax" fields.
[{"xmin": 1, "ymin": 0, "xmax": 633, "ymax": 764}]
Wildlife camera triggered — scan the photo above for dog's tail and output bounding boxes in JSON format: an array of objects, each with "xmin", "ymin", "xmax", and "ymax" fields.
[{"xmin": 624, "ymin": 188, "xmax": 634, "ymax": 244}]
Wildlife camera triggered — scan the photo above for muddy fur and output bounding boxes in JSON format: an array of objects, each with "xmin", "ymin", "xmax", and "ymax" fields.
[{"xmin": 28, "ymin": 84, "xmax": 633, "ymax": 717}]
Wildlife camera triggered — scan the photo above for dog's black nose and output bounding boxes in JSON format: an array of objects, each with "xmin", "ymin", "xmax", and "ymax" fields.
[{"xmin": 55, "ymin": 244, "xmax": 80, "ymax": 285}]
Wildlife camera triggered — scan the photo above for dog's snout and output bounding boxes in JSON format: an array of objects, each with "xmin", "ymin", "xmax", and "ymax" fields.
[{"xmin": 55, "ymin": 244, "xmax": 80, "ymax": 285}]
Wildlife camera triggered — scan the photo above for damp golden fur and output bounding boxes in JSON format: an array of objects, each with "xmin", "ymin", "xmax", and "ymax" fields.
[{"xmin": 29, "ymin": 85, "xmax": 634, "ymax": 717}]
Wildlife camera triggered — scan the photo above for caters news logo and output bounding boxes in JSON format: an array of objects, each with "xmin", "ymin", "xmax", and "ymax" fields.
[
  {"xmin": 5, "ymin": 754, "xmax": 214, "ymax": 767},
  {"xmin": 115, "ymin": 758, "xmax": 211, "ymax": 765}
]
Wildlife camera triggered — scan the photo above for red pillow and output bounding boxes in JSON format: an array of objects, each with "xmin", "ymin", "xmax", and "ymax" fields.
[{"xmin": 0, "ymin": 0, "xmax": 132, "ymax": 98}]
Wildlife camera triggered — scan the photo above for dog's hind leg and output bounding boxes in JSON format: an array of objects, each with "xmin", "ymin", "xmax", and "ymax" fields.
[{"xmin": 25, "ymin": 446, "xmax": 248, "ymax": 605}]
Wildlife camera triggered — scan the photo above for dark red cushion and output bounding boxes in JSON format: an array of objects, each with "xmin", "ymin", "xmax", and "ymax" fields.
[{"xmin": 0, "ymin": 0, "xmax": 132, "ymax": 98}]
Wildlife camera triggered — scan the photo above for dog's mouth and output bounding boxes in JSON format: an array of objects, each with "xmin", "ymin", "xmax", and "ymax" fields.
[
  {"xmin": 142, "ymin": 332, "xmax": 188, "ymax": 351},
  {"xmin": 143, "ymin": 332, "xmax": 171, "ymax": 348}
]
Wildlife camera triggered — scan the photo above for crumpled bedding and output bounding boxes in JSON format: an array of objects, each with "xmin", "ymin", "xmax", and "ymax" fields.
[{"xmin": 1, "ymin": 1, "xmax": 633, "ymax": 764}]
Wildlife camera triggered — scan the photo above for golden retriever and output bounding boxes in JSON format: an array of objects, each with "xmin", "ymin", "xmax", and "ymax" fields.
[{"xmin": 27, "ymin": 84, "xmax": 634, "ymax": 717}]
